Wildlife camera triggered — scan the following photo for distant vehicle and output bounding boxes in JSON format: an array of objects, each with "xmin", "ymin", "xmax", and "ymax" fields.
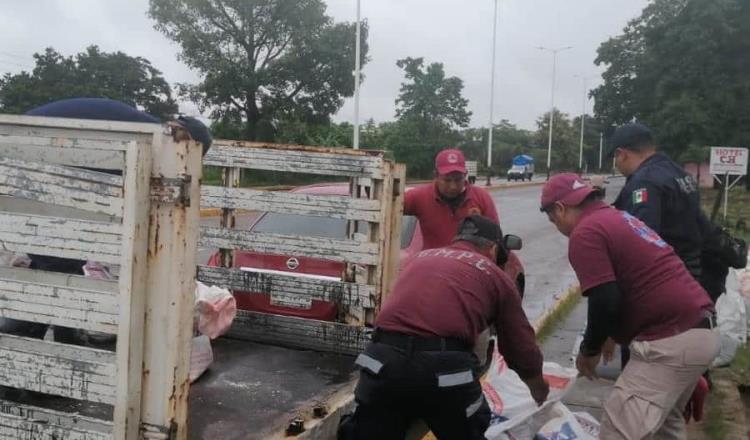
[
  {"xmin": 466, "ymin": 160, "xmax": 478, "ymax": 184},
  {"xmin": 507, "ymin": 154, "xmax": 535, "ymax": 181},
  {"xmin": 208, "ymin": 183, "xmax": 526, "ymax": 322}
]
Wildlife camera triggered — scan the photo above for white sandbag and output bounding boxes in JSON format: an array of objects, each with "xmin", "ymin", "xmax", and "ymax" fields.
[
  {"xmin": 483, "ymin": 349, "xmax": 578, "ymax": 440},
  {"xmin": 535, "ymin": 402, "xmax": 600, "ymax": 440},
  {"xmin": 712, "ymin": 282, "xmax": 747, "ymax": 367},
  {"xmin": 0, "ymin": 250, "xmax": 30, "ymax": 268},
  {"xmin": 190, "ymin": 334, "xmax": 213, "ymax": 383},
  {"xmin": 195, "ymin": 281, "xmax": 237, "ymax": 339}
]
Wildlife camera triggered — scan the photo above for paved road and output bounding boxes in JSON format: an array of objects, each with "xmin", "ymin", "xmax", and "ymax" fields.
[{"xmin": 492, "ymin": 177, "xmax": 625, "ymax": 323}]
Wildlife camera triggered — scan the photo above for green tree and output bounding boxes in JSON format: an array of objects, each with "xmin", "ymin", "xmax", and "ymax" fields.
[
  {"xmin": 458, "ymin": 121, "xmax": 534, "ymax": 174},
  {"xmin": 0, "ymin": 46, "xmax": 177, "ymax": 118},
  {"xmin": 592, "ymin": 0, "xmax": 750, "ymax": 156},
  {"xmin": 394, "ymin": 57, "xmax": 471, "ymax": 133},
  {"xmin": 534, "ymin": 109, "xmax": 579, "ymax": 172},
  {"xmin": 149, "ymin": 0, "xmax": 368, "ymax": 141},
  {"xmin": 385, "ymin": 57, "xmax": 471, "ymax": 177}
]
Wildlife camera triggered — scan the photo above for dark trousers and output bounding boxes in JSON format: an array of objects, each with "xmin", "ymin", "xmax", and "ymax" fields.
[{"xmin": 339, "ymin": 341, "xmax": 490, "ymax": 440}]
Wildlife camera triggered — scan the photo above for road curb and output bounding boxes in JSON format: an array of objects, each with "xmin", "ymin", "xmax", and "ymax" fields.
[{"xmin": 532, "ymin": 284, "xmax": 582, "ymax": 334}]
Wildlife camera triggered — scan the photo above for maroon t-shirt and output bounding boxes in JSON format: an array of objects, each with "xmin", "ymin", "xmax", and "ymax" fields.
[
  {"xmin": 568, "ymin": 201, "xmax": 713, "ymax": 344},
  {"xmin": 375, "ymin": 241, "xmax": 542, "ymax": 379},
  {"xmin": 404, "ymin": 183, "xmax": 499, "ymax": 250}
]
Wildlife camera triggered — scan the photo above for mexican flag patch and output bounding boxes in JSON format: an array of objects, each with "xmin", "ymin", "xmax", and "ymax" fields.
[{"xmin": 632, "ymin": 188, "xmax": 648, "ymax": 205}]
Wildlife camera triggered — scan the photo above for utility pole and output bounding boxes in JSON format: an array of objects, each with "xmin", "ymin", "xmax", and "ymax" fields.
[
  {"xmin": 537, "ymin": 46, "xmax": 572, "ymax": 179},
  {"xmin": 486, "ymin": 0, "xmax": 499, "ymax": 186},
  {"xmin": 353, "ymin": 0, "xmax": 361, "ymax": 149}
]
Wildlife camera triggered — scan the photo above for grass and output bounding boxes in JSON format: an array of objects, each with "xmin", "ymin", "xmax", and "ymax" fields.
[
  {"xmin": 730, "ymin": 342, "xmax": 750, "ymax": 386},
  {"xmin": 702, "ymin": 383, "xmax": 730, "ymax": 440},
  {"xmin": 700, "ymin": 187, "xmax": 750, "ymax": 242},
  {"xmin": 700, "ymin": 344, "xmax": 750, "ymax": 439},
  {"xmin": 535, "ymin": 288, "xmax": 582, "ymax": 343}
]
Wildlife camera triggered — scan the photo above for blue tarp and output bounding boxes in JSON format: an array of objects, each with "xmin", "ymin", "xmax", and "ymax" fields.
[{"xmin": 512, "ymin": 154, "xmax": 534, "ymax": 166}]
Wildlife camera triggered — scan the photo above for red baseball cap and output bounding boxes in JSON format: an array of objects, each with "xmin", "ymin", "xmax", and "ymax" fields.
[
  {"xmin": 540, "ymin": 173, "xmax": 596, "ymax": 211},
  {"xmin": 435, "ymin": 149, "xmax": 467, "ymax": 175}
]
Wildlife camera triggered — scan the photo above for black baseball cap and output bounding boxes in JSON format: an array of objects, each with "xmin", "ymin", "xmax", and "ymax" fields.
[
  {"xmin": 174, "ymin": 115, "xmax": 213, "ymax": 156},
  {"xmin": 606, "ymin": 123, "xmax": 654, "ymax": 157},
  {"xmin": 455, "ymin": 214, "xmax": 503, "ymax": 245}
]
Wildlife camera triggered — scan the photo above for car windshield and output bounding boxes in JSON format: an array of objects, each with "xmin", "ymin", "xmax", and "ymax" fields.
[{"xmin": 252, "ymin": 213, "xmax": 417, "ymax": 249}]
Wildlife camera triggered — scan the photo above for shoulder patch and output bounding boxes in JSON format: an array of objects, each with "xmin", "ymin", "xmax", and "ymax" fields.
[{"xmin": 632, "ymin": 188, "xmax": 648, "ymax": 205}]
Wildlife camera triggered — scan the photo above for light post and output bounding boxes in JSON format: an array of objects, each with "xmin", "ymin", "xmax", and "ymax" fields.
[
  {"xmin": 536, "ymin": 46, "xmax": 572, "ymax": 179},
  {"xmin": 353, "ymin": 0, "xmax": 362, "ymax": 149},
  {"xmin": 574, "ymin": 75, "xmax": 593, "ymax": 173},
  {"xmin": 486, "ymin": 0, "xmax": 499, "ymax": 185}
]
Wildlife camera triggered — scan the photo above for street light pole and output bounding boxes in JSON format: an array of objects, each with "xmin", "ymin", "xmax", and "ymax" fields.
[
  {"xmin": 537, "ymin": 46, "xmax": 572, "ymax": 180},
  {"xmin": 353, "ymin": 0, "xmax": 361, "ymax": 149},
  {"xmin": 575, "ymin": 75, "xmax": 592, "ymax": 172},
  {"xmin": 486, "ymin": 0, "xmax": 499, "ymax": 186},
  {"xmin": 598, "ymin": 132, "xmax": 603, "ymax": 171}
]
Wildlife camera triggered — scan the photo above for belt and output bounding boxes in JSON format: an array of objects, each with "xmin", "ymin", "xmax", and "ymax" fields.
[
  {"xmin": 692, "ymin": 314, "xmax": 717, "ymax": 330},
  {"xmin": 372, "ymin": 329, "xmax": 472, "ymax": 352}
]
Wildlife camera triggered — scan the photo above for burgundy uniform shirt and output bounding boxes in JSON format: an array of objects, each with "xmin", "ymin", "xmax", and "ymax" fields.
[
  {"xmin": 404, "ymin": 183, "xmax": 499, "ymax": 250},
  {"xmin": 568, "ymin": 202, "xmax": 713, "ymax": 345},
  {"xmin": 375, "ymin": 241, "xmax": 543, "ymax": 379}
]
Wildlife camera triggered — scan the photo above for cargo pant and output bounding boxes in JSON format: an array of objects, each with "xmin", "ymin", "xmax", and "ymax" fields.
[
  {"xmin": 339, "ymin": 341, "xmax": 491, "ymax": 440},
  {"xmin": 600, "ymin": 328, "xmax": 719, "ymax": 439}
]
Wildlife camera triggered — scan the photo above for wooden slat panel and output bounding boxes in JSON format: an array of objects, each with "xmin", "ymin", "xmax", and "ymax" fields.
[
  {"xmin": 197, "ymin": 266, "xmax": 377, "ymax": 309},
  {"xmin": 0, "ymin": 157, "xmax": 124, "ymax": 217},
  {"xmin": 203, "ymin": 143, "xmax": 385, "ymax": 178},
  {"xmin": 0, "ymin": 213, "xmax": 122, "ymax": 264},
  {"xmin": 0, "ymin": 399, "xmax": 112, "ymax": 440},
  {"xmin": 199, "ymin": 227, "xmax": 379, "ymax": 266},
  {"xmin": 201, "ymin": 186, "xmax": 381, "ymax": 222},
  {"xmin": 226, "ymin": 310, "xmax": 370, "ymax": 355},
  {"xmin": 0, "ymin": 114, "xmax": 162, "ymax": 135},
  {"xmin": 0, "ymin": 144, "xmax": 125, "ymax": 169},
  {"xmin": 0, "ymin": 335, "xmax": 116, "ymax": 404},
  {"xmin": 0, "ymin": 268, "xmax": 119, "ymax": 334}
]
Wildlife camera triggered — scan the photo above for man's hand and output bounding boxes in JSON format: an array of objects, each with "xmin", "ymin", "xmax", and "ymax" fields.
[
  {"xmin": 576, "ymin": 352, "xmax": 600, "ymax": 380},
  {"xmin": 524, "ymin": 375, "xmax": 550, "ymax": 406},
  {"xmin": 601, "ymin": 338, "xmax": 616, "ymax": 365}
]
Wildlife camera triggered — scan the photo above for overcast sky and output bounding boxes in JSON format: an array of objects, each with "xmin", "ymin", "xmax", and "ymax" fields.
[{"xmin": 0, "ymin": 0, "xmax": 648, "ymax": 130}]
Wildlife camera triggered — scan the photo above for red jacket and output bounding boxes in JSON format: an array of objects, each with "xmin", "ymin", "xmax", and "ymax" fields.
[{"xmin": 404, "ymin": 183, "xmax": 499, "ymax": 250}]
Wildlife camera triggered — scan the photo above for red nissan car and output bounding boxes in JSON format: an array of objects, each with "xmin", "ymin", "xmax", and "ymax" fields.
[{"xmin": 207, "ymin": 183, "xmax": 525, "ymax": 321}]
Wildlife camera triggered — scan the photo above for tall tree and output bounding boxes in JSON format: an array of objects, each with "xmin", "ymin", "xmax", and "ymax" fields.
[
  {"xmin": 534, "ymin": 109, "xmax": 579, "ymax": 172},
  {"xmin": 386, "ymin": 57, "xmax": 471, "ymax": 177},
  {"xmin": 149, "ymin": 0, "xmax": 368, "ymax": 141},
  {"xmin": 394, "ymin": 57, "xmax": 471, "ymax": 133},
  {"xmin": 592, "ymin": 0, "xmax": 750, "ymax": 155},
  {"xmin": 0, "ymin": 46, "xmax": 177, "ymax": 119}
]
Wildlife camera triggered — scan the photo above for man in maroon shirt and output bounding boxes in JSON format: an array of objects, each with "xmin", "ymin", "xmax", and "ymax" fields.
[
  {"xmin": 404, "ymin": 149, "xmax": 499, "ymax": 250},
  {"xmin": 339, "ymin": 215, "xmax": 548, "ymax": 440},
  {"xmin": 541, "ymin": 173, "xmax": 719, "ymax": 439}
]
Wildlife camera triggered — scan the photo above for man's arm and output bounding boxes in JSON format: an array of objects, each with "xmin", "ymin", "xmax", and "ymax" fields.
[
  {"xmin": 579, "ymin": 282, "xmax": 622, "ymax": 356},
  {"xmin": 403, "ymin": 186, "xmax": 417, "ymax": 216},
  {"xmin": 479, "ymin": 188, "xmax": 500, "ymax": 223},
  {"xmin": 493, "ymin": 277, "xmax": 548, "ymax": 405},
  {"xmin": 623, "ymin": 181, "xmax": 663, "ymax": 234}
]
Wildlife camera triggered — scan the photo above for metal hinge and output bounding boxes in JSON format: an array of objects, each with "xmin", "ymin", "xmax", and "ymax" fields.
[
  {"xmin": 151, "ymin": 175, "xmax": 192, "ymax": 207},
  {"xmin": 141, "ymin": 422, "xmax": 176, "ymax": 440}
]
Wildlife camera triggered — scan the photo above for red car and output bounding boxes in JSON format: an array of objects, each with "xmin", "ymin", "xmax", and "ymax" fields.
[{"xmin": 207, "ymin": 183, "xmax": 525, "ymax": 321}]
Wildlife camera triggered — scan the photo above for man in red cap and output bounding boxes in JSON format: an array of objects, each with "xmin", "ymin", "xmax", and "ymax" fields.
[
  {"xmin": 404, "ymin": 148, "xmax": 499, "ymax": 250},
  {"xmin": 541, "ymin": 173, "xmax": 718, "ymax": 439}
]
